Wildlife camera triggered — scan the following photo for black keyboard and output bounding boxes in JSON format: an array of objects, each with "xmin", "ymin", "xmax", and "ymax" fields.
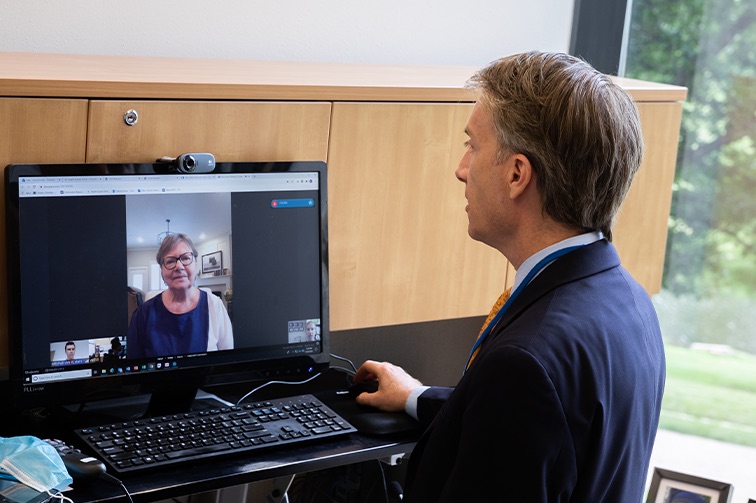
[{"xmin": 73, "ymin": 394, "xmax": 357, "ymax": 474}]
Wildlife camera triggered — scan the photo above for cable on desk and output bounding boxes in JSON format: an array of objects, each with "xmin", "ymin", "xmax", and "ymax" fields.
[
  {"xmin": 330, "ymin": 353, "xmax": 358, "ymax": 373},
  {"xmin": 329, "ymin": 365, "xmax": 356, "ymax": 377},
  {"xmin": 234, "ymin": 353, "xmax": 358, "ymax": 406},
  {"xmin": 100, "ymin": 472, "xmax": 134, "ymax": 503},
  {"xmin": 235, "ymin": 372, "xmax": 323, "ymax": 406},
  {"xmin": 376, "ymin": 459, "xmax": 390, "ymax": 503}
]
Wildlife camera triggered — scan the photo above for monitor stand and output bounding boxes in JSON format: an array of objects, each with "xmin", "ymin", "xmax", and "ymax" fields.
[{"xmin": 145, "ymin": 387, "xmax": 200, "ymax": 417}]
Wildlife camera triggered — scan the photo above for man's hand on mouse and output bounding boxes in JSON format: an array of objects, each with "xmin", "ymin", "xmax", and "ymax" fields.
[{"xmin": 353, "ymin": 360, "xmax": 423, "ymax": 412}]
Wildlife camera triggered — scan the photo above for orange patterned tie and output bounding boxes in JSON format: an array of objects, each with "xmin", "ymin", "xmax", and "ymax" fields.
[{"xmin": 466, "ymin": 287, "xmax": 512, "ymax": 370}]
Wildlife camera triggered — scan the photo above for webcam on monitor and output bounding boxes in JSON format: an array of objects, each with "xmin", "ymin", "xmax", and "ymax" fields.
[{"xmin": 156, "ymin": 152, "xmax": 216, "ymax": 174}]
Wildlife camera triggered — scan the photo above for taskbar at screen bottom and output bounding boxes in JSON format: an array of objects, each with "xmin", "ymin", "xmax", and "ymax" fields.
[{"xmin": 23, "ymin": 341, "xmax": 321, "ymax": 385}]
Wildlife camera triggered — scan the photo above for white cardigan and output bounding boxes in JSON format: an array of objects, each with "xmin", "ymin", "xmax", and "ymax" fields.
[{"xmin": 206, "ymin": 289, "xmax": 234, "ymax": 351}]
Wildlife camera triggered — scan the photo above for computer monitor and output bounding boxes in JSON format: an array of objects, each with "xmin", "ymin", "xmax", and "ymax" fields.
[{"xmin": 5, "ymin": 160, "xmax": 329, "ymax": 417}]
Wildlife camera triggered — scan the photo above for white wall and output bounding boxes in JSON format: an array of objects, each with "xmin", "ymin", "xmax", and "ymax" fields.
[{"xmin": 1, "ymin": 0, "xmax": 573, "ymax": 67}]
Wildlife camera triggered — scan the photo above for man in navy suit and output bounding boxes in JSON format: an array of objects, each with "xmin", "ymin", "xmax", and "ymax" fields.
[{"xmin": 354, "ymin": 51, "xmax": 665, "ymax": 502}]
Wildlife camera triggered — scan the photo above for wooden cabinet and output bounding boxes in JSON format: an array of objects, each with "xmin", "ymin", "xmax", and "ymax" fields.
[
  {"xmin": 613, "ymin": 102, "xmax": 684, "ymax": 291},
  {"xmin": 86, "ymin": 101, "xmax": 331, "ymax": 163},
  {"xmin": 0, "ymin": 53, "xmax": 687, "ymax": 372},
  {"xmin": 328, "ymin": 100, "xmax": 685, "ymax": 329},
  {"xmin": 329, "ymin": 103, "xmax": 508, "ymax": 329}
]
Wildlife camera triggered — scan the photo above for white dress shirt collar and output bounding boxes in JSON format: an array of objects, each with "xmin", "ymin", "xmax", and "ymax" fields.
[{"xmin": 511, "ymin": 231, "xmax": 604, "ymax": 293}]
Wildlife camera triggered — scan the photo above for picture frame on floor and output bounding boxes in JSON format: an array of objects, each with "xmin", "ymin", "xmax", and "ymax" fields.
[{"xmin": 646, "ymin": 467, "xmax": 733, "ymax": 503}]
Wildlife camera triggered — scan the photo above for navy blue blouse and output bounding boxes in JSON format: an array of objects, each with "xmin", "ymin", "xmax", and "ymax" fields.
[{"xmin": 127, "ymin": 290, "xmax": 210, "ymax": 358}]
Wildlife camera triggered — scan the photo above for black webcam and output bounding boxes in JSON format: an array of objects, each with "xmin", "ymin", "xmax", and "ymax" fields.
[{"xmin": 156, "ymin": 153, "xmax": 216, "ymax": 174}]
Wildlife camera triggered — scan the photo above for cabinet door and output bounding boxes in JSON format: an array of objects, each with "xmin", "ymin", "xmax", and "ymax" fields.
[
  {"xmin": 613, "ymin": 101, "xmax": 683, "ymax": 294},
  {"xmin": 86, "ymin": 101, "xmax": 331, "ymax": 162},
  {"xmin": 328, "ymin": 103, "xmax": 509, "ymax": 331},
  {"xmin": 0, "ymin": 98, "xmax": 88, "ymax": 370}
]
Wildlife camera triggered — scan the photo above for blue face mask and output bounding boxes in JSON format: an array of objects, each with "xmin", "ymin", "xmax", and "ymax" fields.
[{"xmin": 0, "ymin": 436, "xmax": 73, "ymax": 494}]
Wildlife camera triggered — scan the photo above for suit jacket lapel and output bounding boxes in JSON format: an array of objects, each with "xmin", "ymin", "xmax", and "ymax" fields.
[{"xmin": 496, "ymin": 240, "xmax": 620, "ymax": 334}]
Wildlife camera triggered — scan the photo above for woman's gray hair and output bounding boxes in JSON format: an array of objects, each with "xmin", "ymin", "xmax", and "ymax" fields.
[{"xmin": 156, "ymin": 233, "xmax": 198, "ymax": 265}]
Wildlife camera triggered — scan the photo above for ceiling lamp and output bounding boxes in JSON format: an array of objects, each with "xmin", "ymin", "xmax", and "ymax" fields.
[{"xmin": 157, "ymin": 218, "xmax": 174, "ymax": 245}]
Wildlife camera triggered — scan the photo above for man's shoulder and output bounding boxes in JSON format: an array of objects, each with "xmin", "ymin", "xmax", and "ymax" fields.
[{"xmin": 491, "ymin": 266, "xmax": 656, "ymax": 351}]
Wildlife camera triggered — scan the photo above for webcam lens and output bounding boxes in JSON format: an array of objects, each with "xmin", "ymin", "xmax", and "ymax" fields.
[{"xmin": 182, "ymin": 155, "xmax": 196, "ymax": 172}]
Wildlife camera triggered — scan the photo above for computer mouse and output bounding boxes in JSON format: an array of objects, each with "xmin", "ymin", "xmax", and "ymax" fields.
[
  {"xmin": 44, "ymin": 438, "xmax": 107, "ymax": 481},
  {"xmin": 348, "ymin": 412, "xmax": 421, "ymax": 436},
  {"xmin": 347, "ymin": 379, "xmax": 379, "ymax": 397},
  {"xmin": 60, "ymin": 449, "xmax": 107, "ymax": 480}
]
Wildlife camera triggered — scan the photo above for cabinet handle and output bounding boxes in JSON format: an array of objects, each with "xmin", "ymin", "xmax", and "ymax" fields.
[{"xmin": 123, "ymin": 109, "xmax": 139, "ymax": 126}]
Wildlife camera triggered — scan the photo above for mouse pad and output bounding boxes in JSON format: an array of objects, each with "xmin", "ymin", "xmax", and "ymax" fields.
[
  {"xmin": 316, "ymin": 387, "xmax": 382, "ymax": 417},
  {"xmin": 316, "ymin": 388, "xmax": 421, "ymax": 436}
]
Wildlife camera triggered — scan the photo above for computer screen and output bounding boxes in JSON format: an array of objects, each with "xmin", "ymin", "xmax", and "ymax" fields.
[{"xmin": 5, "ymin": 160, "xmax": 329, "ymax": 415}]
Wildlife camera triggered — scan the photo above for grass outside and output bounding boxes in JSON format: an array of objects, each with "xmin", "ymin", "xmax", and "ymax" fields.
[{"xmin": 660, "ymin": 343, "xmax": 756, "ymax": 447}]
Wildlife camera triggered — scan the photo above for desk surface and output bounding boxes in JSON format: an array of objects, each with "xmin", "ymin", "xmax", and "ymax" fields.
[
  {"xmin": 74, "ymin": 431, "xmax": 414, "ymax": 502},
  {"xmin": 1, "ymin": 372, "xmax": 418, "ymax": 503}
]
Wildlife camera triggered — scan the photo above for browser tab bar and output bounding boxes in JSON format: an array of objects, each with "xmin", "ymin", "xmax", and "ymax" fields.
[{"xmin": 18, "ymin": 172, "xmax": 319, "ymax": 198}]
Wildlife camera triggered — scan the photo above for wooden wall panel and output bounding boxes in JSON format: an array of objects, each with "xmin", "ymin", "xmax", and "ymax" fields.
[
  {"xmin": 613, "ymin": 102, "xmax": 683, "ymax": 293},
  {"xmin": 328, "ymin": 103, "xmax": 509, "ymax": 330},
  {"xmin": 328, "ymin": 100, "xmax": 684, "ymax": 331}
]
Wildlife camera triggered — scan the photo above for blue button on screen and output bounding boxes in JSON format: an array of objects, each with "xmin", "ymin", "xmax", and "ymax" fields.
[{"xmin": 271, "ymin": 198, "xmax": 315, "ymax": 209}]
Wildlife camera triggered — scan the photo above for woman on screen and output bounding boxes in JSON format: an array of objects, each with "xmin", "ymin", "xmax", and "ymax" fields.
[{"xmin": 127, "ymin": 233, "xmax": 233, "ymax": 358}]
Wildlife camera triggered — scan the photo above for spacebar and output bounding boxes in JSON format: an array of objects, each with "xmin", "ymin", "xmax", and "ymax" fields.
[{"xmin": 165, "ymin": 443, "xmax": 232, "ymax": 459}]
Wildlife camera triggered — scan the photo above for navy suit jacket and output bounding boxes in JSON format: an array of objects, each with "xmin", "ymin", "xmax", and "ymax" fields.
[{"xmin": 404, "ymin": 240, "xmax": 665, "ymax": 502}]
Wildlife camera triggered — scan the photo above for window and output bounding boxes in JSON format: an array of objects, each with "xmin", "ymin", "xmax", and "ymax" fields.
[{"xmin": 623, "ymin": 0, "xmax": 756, "ymax": 497}]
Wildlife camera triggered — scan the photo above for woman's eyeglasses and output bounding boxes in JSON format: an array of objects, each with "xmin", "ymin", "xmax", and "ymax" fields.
[{"xmin": 161, "ymin": 252, "xmax": 195, "ymax": 270}]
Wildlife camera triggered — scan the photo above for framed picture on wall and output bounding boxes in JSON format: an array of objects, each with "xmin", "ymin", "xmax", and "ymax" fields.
[
  {"xmin": 201, "ymin": 250, "xmax": 223, "ymax": 275},
  {"xmin": 645, "ymin": 467, "xmax": 733, "ymax": 503}
]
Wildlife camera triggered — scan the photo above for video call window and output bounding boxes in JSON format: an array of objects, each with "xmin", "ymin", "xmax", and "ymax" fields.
[
  {"xmin": 17, "ymin": 171, "xmax": 323, "ymax": 373},
  {"xmin": 288, "ymin": 319, "xmax": 321, "ymax": 343}
]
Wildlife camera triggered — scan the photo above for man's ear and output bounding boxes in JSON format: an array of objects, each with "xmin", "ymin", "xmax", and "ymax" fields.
[{"xmin": 507, "ymin": 154, "xmax": 534, "ymax": 200}]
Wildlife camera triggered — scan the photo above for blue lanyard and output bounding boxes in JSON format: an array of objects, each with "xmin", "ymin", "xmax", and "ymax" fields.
[{"xmin": 464, "ymin": 244, "xmax": 587, "ymax": 373}]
